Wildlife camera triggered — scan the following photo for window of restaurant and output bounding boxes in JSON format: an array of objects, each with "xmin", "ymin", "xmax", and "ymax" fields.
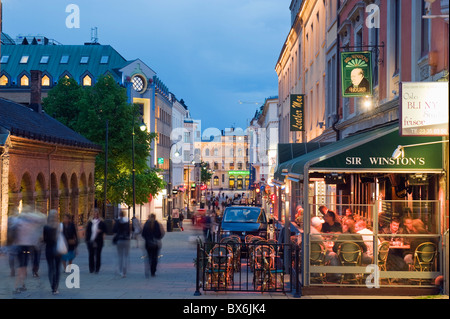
[
  {"xmin": 305, "ymin": 172, "xmax": 443, "ymax": 288},
  {"xmin": 236, "ymin": 176, "xmax": 243, "ymax": 190},
  {"xmin": 229, "ymin": 176, "xmax": 235, "ymax": 189}
]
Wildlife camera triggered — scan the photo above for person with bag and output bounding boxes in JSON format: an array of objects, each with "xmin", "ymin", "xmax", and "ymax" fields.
[
  {"xmin": 61, "ymin": 213, "xmax": 78, "ymax": 273},
  {"xmin": 141, "ymin": 213, "xmax": 165, "ymax": 277},
  {"xmin": 43, "ymin": 210, "xmax": 62, "ymax": 295},
  {"xmin": 85, "ymin": 208, "xmax": 107, "ymax": 274},
  {"xmin": 113, "ymin": 211, "xmax": 131, "ymax": 278}
]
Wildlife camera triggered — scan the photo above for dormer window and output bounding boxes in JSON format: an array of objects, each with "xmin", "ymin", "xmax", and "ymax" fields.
[
  {"xmin": 0, "ymin": 75, "xmax": 9, "ymax": 86},
  {"xmin": 83, "ymin": 75, "xmax": 92, "ymax": 86},
  {"xmin": 42, "ymin": 75, "xmax": 51, "ymax": 86},
  {"xmin": 20, "ymin": 75, "xmax": 30, "ymax": 86}
]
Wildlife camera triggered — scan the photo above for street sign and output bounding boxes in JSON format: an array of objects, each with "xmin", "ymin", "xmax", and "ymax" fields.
[{"xmin": 158, "ymin": 157, "xmax": 164, "ymax": 165}]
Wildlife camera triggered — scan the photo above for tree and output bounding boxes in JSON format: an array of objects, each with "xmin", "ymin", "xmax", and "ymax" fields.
[
  {"xmin": 43, "ymin": 75, "xmax": 165, "ymax": 210},
  {"xmin": 200, "ymin": 161, "xmax": 213, "ymax": 184}
]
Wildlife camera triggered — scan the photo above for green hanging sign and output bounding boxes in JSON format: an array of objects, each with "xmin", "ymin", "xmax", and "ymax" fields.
[{"xmin": 341, "ymin": 51, "xmax": 373, "ymax": 97}]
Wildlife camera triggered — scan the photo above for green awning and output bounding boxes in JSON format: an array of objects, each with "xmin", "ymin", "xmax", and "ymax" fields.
[{"xmin": 273, "ymin": 123, "xmax": 444, "ymax": 183}]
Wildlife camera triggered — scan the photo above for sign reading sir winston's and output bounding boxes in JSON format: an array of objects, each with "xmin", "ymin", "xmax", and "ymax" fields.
[
  {"xmin": 341, "ymin": 51, "xmax": 373, "ymax": 97},
  {"xmin": 290, "ymin": 94, "xmax": 304, "ymax": 131}
]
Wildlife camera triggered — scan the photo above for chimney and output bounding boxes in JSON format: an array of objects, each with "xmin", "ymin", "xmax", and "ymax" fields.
[{"xmin": 30, "ymin": 70, "xmax": 43, "ymax": 113}]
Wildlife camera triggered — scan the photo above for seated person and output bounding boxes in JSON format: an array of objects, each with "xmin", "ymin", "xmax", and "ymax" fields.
[
  {"xmin": 380, "ymin": 217, "xmax": 404, "ymax": 243},
  {"xmin": 402, "ymin": 216, "xmax": 414, "ymax": 246},
  {"xmin": 403, "ymin": 219, "xmax": 438, "ymax": 267},
  {"xmin": 341, "ymin": 208, "xmax": 354, "ymax": 225},
  {"xmin": 380, "ymin": 217, "xmax": 408, "ymax": 271},
  {"xmin": 355, "ymin": 219, "xmax": 379, "ymax": 258},
  {"xmin": 332, "ymin": 219, "xmax": 372, "ymax": 265},
  {"xmin": 322, "ymin": 211, "xmax": 343, "ymax": 234}
]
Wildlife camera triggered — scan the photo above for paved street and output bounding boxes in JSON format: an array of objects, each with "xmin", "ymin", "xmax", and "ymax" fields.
[{"xmin": 0, "ymin": 221, "xmax": 296, "ymax": 300}]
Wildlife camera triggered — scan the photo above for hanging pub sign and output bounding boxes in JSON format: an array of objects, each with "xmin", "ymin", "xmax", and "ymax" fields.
[
  {"xmin": 341, "ymin": 51, "xmax": 373, "ymax": 97},
  {"xmin": 400, "ymin": 82, "xmax": 449, "ymax": 136},
  {"xmin": 290, "ymin": 94, "xmax": 304, "ymax": 131}
]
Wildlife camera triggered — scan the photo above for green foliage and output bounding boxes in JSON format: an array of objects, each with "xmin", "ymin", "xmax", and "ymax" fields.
[
  {"xmin": 200, "ymin": 161, "xmax": 213, "ymax": 184},
  {"xmin": 43, "ymin": 75, "xmax": 165, "ymax": 206}
]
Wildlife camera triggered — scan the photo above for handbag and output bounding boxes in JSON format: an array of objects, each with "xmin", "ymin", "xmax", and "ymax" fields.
[{"xmin": 56, "ymin": 223, "xmax": 68, "ymax": 255}]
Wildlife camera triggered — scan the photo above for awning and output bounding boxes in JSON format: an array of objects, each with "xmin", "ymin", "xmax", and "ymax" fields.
[{"xmin": 273, "ymin": 123, "xmax": 444, "ymax": 183}]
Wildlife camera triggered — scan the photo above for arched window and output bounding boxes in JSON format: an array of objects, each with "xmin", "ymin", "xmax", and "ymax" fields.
[
  {"xmin": 214, "ymin": 148, "xmax": 219, "ymax": 156},
  {"xmin": 237, "ymin": 176, "xmax": 243, "ymax": 190},
  {"xmin": 213, "ymin": 176, "xmax": 219, "ymax": 186},
  {"xmin": 20, "ymin": 75, "xmax": 30, "ymax": 86},
  {"xmin": 228, "ymin": 176, "xmax": 235, "ymax": 189},
  {"xmin": 205, "ymin": 148, "xmax": 210, "ymax": 156}
]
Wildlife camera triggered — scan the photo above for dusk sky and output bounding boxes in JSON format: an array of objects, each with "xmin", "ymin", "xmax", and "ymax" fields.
[{"xmin": 2, "ymin": 0, "xmax": 291, "ymax": 131}]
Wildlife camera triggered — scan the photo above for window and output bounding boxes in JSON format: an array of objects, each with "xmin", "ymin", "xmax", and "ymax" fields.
[
  {"xmin": 80, "ymin": 56, "xmax": 89, "ymax": 64},
  {"xmin": 20, "ymin": 56, "xmax": 29, "ymax": 64},
  {"xmin": 205, "ymin": 148, "xmax": 210, "ymax": 156},
  {"xmin": 40, "ymin": 55, "xmax": 49, "ymax": 64},
  {"xmin": 0, "ymin": 75, "xmax": 9, "ymax": 86},
  {"xmin": 20, "ymin": 75, "xmax": 30, "ymax": 86},
  {"xmin": 100, "ymin": 56, "xmax": 109, "ymax": 64},
  {"xmin": 83, "ymin": 75, "xmax": 92, "ymax": 86},
  {"xmin": 1, "ymin": 56, "xmax": 10, "ymax": 64},
  {"xmin": 420, "ymin": 0, "xmax": 430, "ymax": 56},
  {"xmin": 42, "ymin": 75, "xmax": 51, "ymax": 86},
  {"xmin": 60, "ymin": 55, "xmax": 69, "ymax": 64},
  {"xmin": 213, "ymin": 176, "xmax": 219, "ymax": 186}
]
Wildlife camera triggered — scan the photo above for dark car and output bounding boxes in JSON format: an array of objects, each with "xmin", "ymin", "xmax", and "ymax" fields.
[{"xmin": 218, "ymin": 206, "xmax": 268, "ymax": 241}]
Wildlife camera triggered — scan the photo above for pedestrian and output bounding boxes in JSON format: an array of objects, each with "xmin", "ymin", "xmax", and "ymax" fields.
[
  {"xmin": 61, "ymin": 213, "xmax": 78, "ymax": 273},
  {"xmin": 113, "ymin": 211, "xmax": 131, "ymax": 278},
  {"xmin": 179, "ymin": 210, "xmax": 184, "ymax": 231},
  {"xmin": 141, "ymin": 213, "xmax": 165, "ymax": 277},
  {"xmin": 85, "ymin": 208, "xmax": 107, "ymax": 274},
  {"xmin": 10, "ymin": 210, "xmax": 46, "ymax": 294},
  {"xmin": 43, "ymin": 210, "xmax": 62, "ymax": 295},
  {"xmin": 131, "ymin": 216, "xmax": 142, "ymax": 248}
]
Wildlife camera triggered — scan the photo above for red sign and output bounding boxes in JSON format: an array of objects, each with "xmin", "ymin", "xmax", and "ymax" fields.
[{"xmin": 200, "ymin": 184, "xmax": 207, "ymax": 191}]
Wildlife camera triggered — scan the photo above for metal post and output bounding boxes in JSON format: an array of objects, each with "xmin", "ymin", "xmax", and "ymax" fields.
[
  {"xmin": 132, "ymin": 123, "xmax": 136, "ymax": 218},
  {"xmin": 194, "ymin": 241, "xmax": 202, "ymax": 296},
  {"xmin": 103, "ymin": 119, "xmax": 108, "ymax": 219}
]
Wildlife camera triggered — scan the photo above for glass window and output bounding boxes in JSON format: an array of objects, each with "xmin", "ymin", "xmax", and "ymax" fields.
[
  {"xmin": 20, "ymin": 56, "xmax": 29, "ymax": 64},
  {"xmin": 20, "ymin": 75, "xmax": 30, "ymax": 86},
  {"xmin": 213, "ymin": 176, "xmax": 219, "ymax": 186},
  {"xmin": 42, "ymin": 75, "xmax": 51, "ymax": 86},
  {"xmin": 1, "ymin": 56, "xmax": 10, "ymax": 64},
  {"xmin": 0, "ymin": 75, "xmax": 9, "ymax": 86},
  {"xmin": 100, "ymin": 56, "xmax": 109, "ymax": 64},
  {"xmin": 60, "ymin": 55, "xmax": 69, "ymax": 64},
  {"xmin": 82, "ymin": 75, "xmax": 92, "ymax": 86},
  {"xmin": 40, "ymin": 55, "xmax": 49, "ymax": 64},
  {"xmin": 80, "ymin": 56, "xmax": 89, "ymax": 64}
]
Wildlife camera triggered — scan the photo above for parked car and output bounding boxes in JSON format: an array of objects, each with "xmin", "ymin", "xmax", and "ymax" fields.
[{"xmin": 218, "ymin": 205, "xmax": 268, "ymax": 241}]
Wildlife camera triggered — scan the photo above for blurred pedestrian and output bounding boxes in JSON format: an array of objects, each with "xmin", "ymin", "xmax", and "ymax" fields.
[
  {"xmin": 43, "ymin": 210, "xmax": 62, "ymax": 295},
  {"xmin": 179, "ymin": 209, "xmax": 184, "ymax": 231},
  {"xmin": 131, "ymin": 216, "xmax": 142, "ymax": 248},
  {"xmin": 61, "ymin": 213, "xmax": 78, "ymax": 273},
  {"xmin": 113, "ymin": 211, "xmax": 131, "ymax": 278},
  {"xmin": 10, "ymin": 210, "xmax": 46, "ymax": 294},
  {"xmin": 142, "ymin": 213, "xmax": 165, "ymax": 277},
  {"xmin": 85, "ymin": 209, "xmax": 107, "ymax": 274}
]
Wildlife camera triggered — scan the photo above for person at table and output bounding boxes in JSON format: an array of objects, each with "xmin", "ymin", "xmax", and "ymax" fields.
[
  {"xmin": 318, "ymin": 205, "xmax": 328, "ymax": 218},
  {"xmin": 332, "ymin": 219, "xmax": 372, "ymax": 265},
  {"xmin": 403, "ymin": 219, "xmax": 438, "ymax": 266},
  {"xmin": 380, "ymin": 217, "xmax": 404, "ymax": 243},
  {"xmin": 310, "ymin": 216, "xmax": 340, "ymax": 281},
  {"xmin": 402, "ymin": 216, "xmax": 414, "ymax": 246},
  {"xmin": 355, "ymin": 219, "xmax": 379, "ymax": 258},
  {"xmin": 341, "ymin": 208, "xmax": 354, "ymax": 225},
  {"xmin": 322, "ymin": 211, "xmax": 343, "ymax": 234}
]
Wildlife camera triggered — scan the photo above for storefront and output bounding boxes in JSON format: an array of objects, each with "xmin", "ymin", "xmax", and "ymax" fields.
[{"xmin": 273, "ymin": 123, "xmax": 448, "ymax": 292}]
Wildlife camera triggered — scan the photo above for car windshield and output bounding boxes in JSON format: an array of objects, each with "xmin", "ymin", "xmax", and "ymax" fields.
[{"xmin": 223, "ymin": 207, "xmax": 262, "ymax": 223}]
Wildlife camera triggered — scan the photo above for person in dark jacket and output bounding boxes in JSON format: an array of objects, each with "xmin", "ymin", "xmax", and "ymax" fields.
[
  {"xmin": 61, "ymin": 213, "xmax": 78, "ymax": 273},
  {"xmin": 43, "ymin": 210, "xmax": 61, "ymax": 295},
  {"xmin": 113, "ymin": 212, "xmax": 131, "ymax": 278},
  {"xmin": 85, "ymin": 209, "xmax": 107, "ymax": 274},
  {"xmin": 141, "ymin": 213, "xmax": 165, "ymax": 277}
]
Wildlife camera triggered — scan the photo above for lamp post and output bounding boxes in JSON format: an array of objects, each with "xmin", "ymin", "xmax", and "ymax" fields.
[
  {"xmin": 167, "ymin": 143, "xmax": 180, "ymax": 232},
  {"xmin": 132, "ymin": 112, "xmax": 146, "ymax": 219}
]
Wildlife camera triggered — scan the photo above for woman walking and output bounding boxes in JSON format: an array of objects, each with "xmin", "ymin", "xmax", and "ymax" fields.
[
  {"xmin": 113, "ymin": 212, "xmax": 131, "ymax": 278},
  {"xmin": 85, "ymin": 209, "xmax": 107, "ymax": 274},
  {"xmin": 142, "ymin": 214, "xmax": 165, "ymax": 277},
  {"xmin": 43, "ymin": 210, "xmax": 62, "ymax": 295},
  {"xmin": 61, "ymin": 214, "xmax": 78, "ymax": 273}
]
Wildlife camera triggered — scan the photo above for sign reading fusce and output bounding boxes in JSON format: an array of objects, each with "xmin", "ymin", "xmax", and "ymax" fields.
[
  {"xmin": 290, "ymin": 94, "xmax": 304, "ymax": 131},
  {"xmin": 400, "ymin": 82, "xmax": 449, "ymax": 136}
]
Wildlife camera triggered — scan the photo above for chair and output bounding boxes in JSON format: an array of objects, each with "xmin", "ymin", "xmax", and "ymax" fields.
[
  {"xmin": 337, "ymin": 241, "xmax": 362, "ymax": 284},
  {"xmin": 410, "ymin": 242, "xmax": 437, "ymax": 285},
  {"xmin": 205, "ymin": 244, "xmax": 234, "ymax": 289},
  {"xmin": 220, "ymin": 236, "xmax": 241, "ymax": 272},
  {"xmin": 310, "ymin": 241, "xmax": 327, "ymax": 283},
  {"xmin": 377, "ymin": 241, "xmax": 390, "ymax": 284},
  {"xmin": 252, "ymin": 245, "xmax": 274, "ymax": 291}
]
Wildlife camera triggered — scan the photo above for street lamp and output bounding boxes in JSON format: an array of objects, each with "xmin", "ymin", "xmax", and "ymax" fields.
[
  {"xmin": 167, "ymin": 143, "xmax": 180, "ymax": 232},
  {"xmin": 391, "ymin": 140, "xmax": 449, "ymax": 159},
  {"xmin": 132, "ymin": 114, "xmax": 146, "ymax": 219}
]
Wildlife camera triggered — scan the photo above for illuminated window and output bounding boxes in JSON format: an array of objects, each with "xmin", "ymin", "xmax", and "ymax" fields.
[
  {"xmin": 213, "ymin": 176, "xmax": 219, "ymax": 186},
  {"xmin": 82, "ymin": 75, "xmax": 92, "ymax": 86},
  {"xmin": 0, "ymin": 75, "xmax": 9, "ymax": 86},
  {"xmin": 20, "ymin": 56, "xmax": 29, "ymax": 64},
  {"xmin": 40, "ymin": 55, "xmax": 49, "ymax": 64},
  {"xmin": 42, "ymin": 75, "xmax": 51, "ymax": 86},
  {"xmin": 20, "ymin": 75, "xmax": 30, "ymax": 86}
]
